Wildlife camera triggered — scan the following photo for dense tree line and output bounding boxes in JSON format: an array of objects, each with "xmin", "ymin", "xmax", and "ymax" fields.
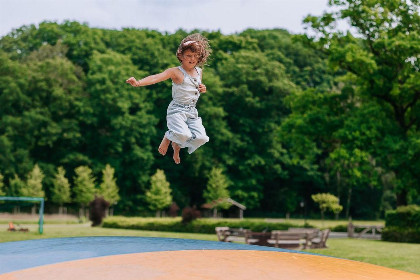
[{"xmin": 0, "ymin": 0, "xmax": 418, "ymax": 219}]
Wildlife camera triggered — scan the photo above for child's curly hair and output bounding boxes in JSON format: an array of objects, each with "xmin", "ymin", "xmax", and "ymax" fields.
[{"xmin": 176, "ymin": 33, "xmax": 211, "ymax": 67}]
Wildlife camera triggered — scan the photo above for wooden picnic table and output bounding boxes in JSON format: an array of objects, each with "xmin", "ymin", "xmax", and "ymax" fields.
[{"xmin": 216, "ymin": 227, "xmax": 330, "ymax": 249}]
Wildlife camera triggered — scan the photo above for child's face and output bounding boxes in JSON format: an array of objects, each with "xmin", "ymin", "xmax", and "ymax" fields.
[{"xmin": 182, "ymin": 49, "xmax": 199, "ymax": 67}]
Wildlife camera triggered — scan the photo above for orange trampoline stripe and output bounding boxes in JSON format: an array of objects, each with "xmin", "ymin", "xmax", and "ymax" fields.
[{"xmin": 1, "ymin": 250, "xmax": 419, "ymax": 280}]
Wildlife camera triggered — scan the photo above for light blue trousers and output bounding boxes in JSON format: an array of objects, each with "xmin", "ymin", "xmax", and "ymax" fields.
[{"xmin": 165, "ymin": 101, "xmax": 209, "ymax": 154}]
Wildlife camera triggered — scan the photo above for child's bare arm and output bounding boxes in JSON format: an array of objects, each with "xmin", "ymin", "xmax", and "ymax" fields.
[
  {"xmin": 198, "ymin": 84, "xmax": 207, "ymax": 93},
  {"xmin": 198, "ymin": 71, "xmax": 206, "ymax": 93},
  {"xmin": 126, "ymin": 68, "xmax": 177, "ymax": 87}
]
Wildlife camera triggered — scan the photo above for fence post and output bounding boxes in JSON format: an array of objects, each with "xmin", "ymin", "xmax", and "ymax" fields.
[{"xmin": 347, "ymin": 221, "xmax": 354, "ymax": 238}]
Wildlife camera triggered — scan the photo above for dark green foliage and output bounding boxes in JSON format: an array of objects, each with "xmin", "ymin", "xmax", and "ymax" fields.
[
  {"xmin": 0, "ymin": 5, "xmax": 418, "ymax": 218},
  {"xmin": 329, "ymin": 224, "xmax": 348, "ymax": 233},
  {"xmin": 385, "ymin": 205, "xmax": 420, "ymax": 228},
  {"xmin": 329, "ymin": 224, "xmax": 365, "ymax": 233},
  {"xmin": 383, "ymin": 205, "xmax": 420, "ymax": 243},
  {"xmin": 303, "ymin": 0, "xmax": 420, "ymax": 207},
  {"xmin": 382, "ymin": 227, "xmax": 420, "ymax": 243},
  {"xmin": 102, "ymin": 216, "xmax": 302, "ymax": 234}
]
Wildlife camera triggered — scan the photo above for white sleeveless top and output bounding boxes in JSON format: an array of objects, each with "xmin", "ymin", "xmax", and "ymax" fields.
[{"xmin": 172, "ymin": 66, "xmax": 202, "ymax": 106}]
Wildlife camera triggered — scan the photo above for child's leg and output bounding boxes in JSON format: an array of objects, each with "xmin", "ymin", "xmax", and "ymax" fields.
[
  {"xmin": 165, "ymin": 112, "xmax": 192, "ymax": 147},
  {"xmin": 165, "ymin": 112, "xmax": 191, "ymax": 164},
  {"xmin": 158, "ymin": 135, "xmax": 171, "ymax": 156},
  {"xmin": 171, "ymin": 142, "xmax": 181, "ymax": 164},
  {"xmin": 185, "ymin": 117, "xmax": 209, "ymax": 154}
]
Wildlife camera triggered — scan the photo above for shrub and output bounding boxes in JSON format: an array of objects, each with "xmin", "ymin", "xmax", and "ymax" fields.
[
  {"xmin": 382, "ymin": 227, "xmax": 420, "ymax": 243},
  {"xmin": 102, "ymin": 216, "xmax": 306, "ymax": 234},
  {"xmin": 168, "ymin": 202, "xmax": 180, "ymax": 217},
  {"xmin": 181, "ymin": 206, "xmax": 201, "ymax": 224},
  {"xmin": 382, "ymin": 205, "xmax": 420, "ymax": 243},
  {"xmin": 330, "ymin": 224, "xmax": 347, "ymax": 232},
  {"xmin": 330, "ymin": 224, "xmax": 365, "ymax": 233},
  {"xmin": 385, "ymin": 205, "xmax": 420, "ymax": 228},
  {"xmin": 89, "ymin": 197, "xmax": 110, "ymax": 227}
]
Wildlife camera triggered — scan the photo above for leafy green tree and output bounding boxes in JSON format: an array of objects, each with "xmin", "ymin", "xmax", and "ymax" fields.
[
  {"xmin": 240, "ymin": 29, "xmax": 334, "ymax": 91},
  {"xmin": 60, "ymin": 21, "xmax": 107, "ymax": 71},
  {"xmin": 304, "ymin": 0, "xmax": 420, "ymax": 205},
  {"xmin": 73, "ymin": 166, "xmax": 96, "ymax": 217},
  {"xmin": 203, "ymin": 167, "xmax": 230, "ymax": 218},
  {"xmin": 311, "ymin": 193, "xmax": 343, "ymax": 221},
  {"xmin": 8, "ymin": 175, "xmax": 26, "ymax": 213},
  {"xmin": 145, "ymin": 169, "xmax": 172, "ymax": 217},
  {"xmin": 279, "ymin": 85, "xmax": 393, "ymax": 218},
  {"xmin": 21, "ymin": 164, "xmax": 45, "ymax": 197},
  {"xmin": 98, "ymin": 164, "xmax": 120, "ymax": 215},
  {"xmin": 23, "ymin": 42, "xmax": 85, "ymax": 164},
  {"xmin": 0, "ymin": 41, "xmax": 85, "ymax": 192},
  {"xmin": 326, "ymin": 147, "xmax": 380, "ymax": 218},
  {"xmin": 2, "ymin": 20, "xmax": 406, "ymax": 219},
  {"xmin": 216, "ymin": 49, "xmax": 294, "ymax": 208},
  {"xmin": 0, "ymin": 51, "xmax": 33, "ymax": 179},
  {"xmin": 51, "ymin": 166, "xmax": 71, "ymax": 214},
  {"xmin": 8, "ymin": 175, "xmax": 25, "ymax": 197},
  {"xmin": 21, "ymin": 164, "xmax": 45, "ymax": 214},
  {"xmin": 84, "ymin": 50, "xmax": 157, "ymax": 207}
]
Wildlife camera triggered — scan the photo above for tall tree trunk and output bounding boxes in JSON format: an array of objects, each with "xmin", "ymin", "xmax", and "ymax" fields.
[
  {"xmin": 79, "ymin": 207, "xmax": 84, "ymax": 218},
  {"xmin": 396, "ymin": 189, "xmax": 408, "ymax": 206},
  {"xmin": 213, "ymin": 208, "xmax": 217, "ymax": 218},
  {"xmin": 336, "ymin": 171, "xmax": 341, "ymax": 200},
  {"xmin": 346, "ymin": 187, "xmax": 352, "ymax": 219},
  {"xmin": 336, "ymin": 171, "xmax": 341, "ymax": 220}
]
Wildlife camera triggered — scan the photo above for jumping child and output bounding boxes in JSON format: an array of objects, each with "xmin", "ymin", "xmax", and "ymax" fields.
[{"xmin": 126, "ymin": 33, "xmax": 211, "ymax": 164}]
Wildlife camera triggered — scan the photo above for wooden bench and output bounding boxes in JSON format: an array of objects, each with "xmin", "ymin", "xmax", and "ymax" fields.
[
  {"xmin": 288, "ymin": 227, "xmax": 320, "ymax": 236},
  {"xmin": 244, "ymin": 230, "xmax": 312, "ymax": 249},
  {"xmin": 310, "ymin": 229, "xmax": 330, "ymax": 248},
  {"xmin": 215, "ymin": 227, "xmax": 249, "ymax": 242},
  {"xmin": 270, "ymin": 230, "xmax": 312, "ymax": 249},
  {"xmin": 244, "ymin": 231, "xmax": 273, "ymax": 246},
  {"xmin": 218, "ymin": 227, "xmax": 325, "ymax": 249}
]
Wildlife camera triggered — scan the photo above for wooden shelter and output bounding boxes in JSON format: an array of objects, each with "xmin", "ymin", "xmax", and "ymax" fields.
[{"xmin": 201, "ymin": 198, "xmax": 246, "ymax": 219}]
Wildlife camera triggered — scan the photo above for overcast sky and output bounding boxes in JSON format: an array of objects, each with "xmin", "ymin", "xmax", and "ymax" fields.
[{"xmin": 0, "ymin": 0, "xmax": 332, "ymax": 37}]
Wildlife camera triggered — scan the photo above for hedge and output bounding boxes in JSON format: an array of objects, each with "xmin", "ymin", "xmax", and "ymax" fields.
[
  {"xmin": 382, "ymin": 227, "xmax": 420, "ymax": 243},
  {"xmin": 329, "ymin": 224, "xmax": 369, "ymax": 233},
  {"xmin": 382, "ymin": 205, "xmax": 420, "ymax": 243},
  {"xmin": 385, "ymin": 205, "xmax": 420, "ymax": 228},
  {"xmin": 102, "ymin": 216, "xmax": 310, "ymax": 234}
]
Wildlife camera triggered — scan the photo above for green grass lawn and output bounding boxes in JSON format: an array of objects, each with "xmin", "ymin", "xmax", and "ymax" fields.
[
  {"xmin": 307, "ymin": 238, "xmax": 420, "ymax": 275},
  {"xmin": 0, "ymin": 223, "xmax": 419, "ymax": 275},
  {"xmin": 0, "ymin": 223, "xmax": 218, "ymax": 242}
]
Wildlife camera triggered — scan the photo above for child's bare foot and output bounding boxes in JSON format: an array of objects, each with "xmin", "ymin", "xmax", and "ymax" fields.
[
  {"xmin": 158, "ymin": 136, "xmax": 171, "ymax": 156},
  {"xmin": 172, "ymin": 142, "xmax": 181, "ymax": 164}
]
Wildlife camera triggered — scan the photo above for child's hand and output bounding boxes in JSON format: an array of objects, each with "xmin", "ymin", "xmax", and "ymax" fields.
[
  {"xmin": 198, "ymin": 84, "xmax": 207, "ymax": 93},
  {"xmin": 126, "ymin": 77, "xmax": 138, "ymax": 87}
]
